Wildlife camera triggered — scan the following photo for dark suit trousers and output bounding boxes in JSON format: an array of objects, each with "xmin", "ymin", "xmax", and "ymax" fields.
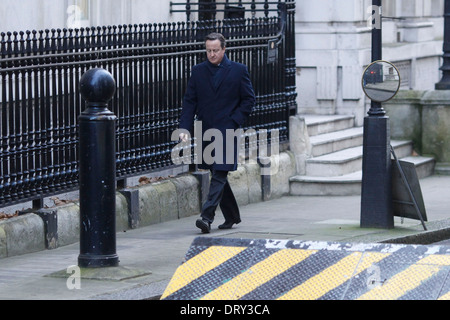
[{"xmin": 200, "ymin": 169, "xmax": 241, "ymax": 224}]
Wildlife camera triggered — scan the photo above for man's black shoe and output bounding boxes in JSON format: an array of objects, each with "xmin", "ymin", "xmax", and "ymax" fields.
[
  {"xmin": 196, "ymin": 219, "xmax": 211, "ymax": 233},
  {"xmin": 218, "ymin": 219, "xmax": 241, "ymax": 229}
]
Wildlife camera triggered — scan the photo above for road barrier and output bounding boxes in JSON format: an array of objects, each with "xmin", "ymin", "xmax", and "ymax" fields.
[{"xmin": 162, "ymin": 237, "xmax": 450, "ymax": 300}]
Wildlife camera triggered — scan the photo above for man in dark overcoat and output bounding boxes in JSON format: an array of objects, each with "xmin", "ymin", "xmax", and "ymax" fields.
[{"xmin": 178, "ymin": 32, "xmax": 255, "ymax": 233}]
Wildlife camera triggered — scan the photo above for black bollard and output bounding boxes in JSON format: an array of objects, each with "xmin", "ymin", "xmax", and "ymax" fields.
[{"xmin": 78, "ymin": 68, "xmax": 119, "ymax": 268}]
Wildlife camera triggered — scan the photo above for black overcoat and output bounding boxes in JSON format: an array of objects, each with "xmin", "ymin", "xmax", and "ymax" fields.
[{"xmin": 178, "ymin": 55, "xmax": 255, "ymax": 171}]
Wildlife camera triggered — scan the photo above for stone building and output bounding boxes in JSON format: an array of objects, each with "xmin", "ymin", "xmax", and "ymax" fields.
[
  {"xmin": 0, "ymin": 1, "xmax": 445, "ymax": 126},
  {"xmin": 295, "ymin": 0, "xmax": 444, "ymax": 126}
]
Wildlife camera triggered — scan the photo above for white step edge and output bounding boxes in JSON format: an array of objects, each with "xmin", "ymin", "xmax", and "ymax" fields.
[
  {"xmin": 302, "ymin": 115, "xmax": 355, "ymax": 136},
  {"xmin": 290, "ymin": 156, "xmax": 435, "ymax": 196},
  {"xmin": 309, "ymin": 127, "xmax": 364, "ymax": 157}
]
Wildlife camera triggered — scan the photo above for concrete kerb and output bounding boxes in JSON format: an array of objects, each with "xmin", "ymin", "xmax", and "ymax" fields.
[
  {"xmin": 337, "ymin": 218, "xmax": 450, "ymax": 246},
  {"xmin": 380, "ymin": 219, "xmax": 450, "ymax": 245},
  {"xmin": 0, "ymin": 213, "xmax": 45, "ymax": 258},
  {"xmin": 0, "ymin": 151, "xmax": 295, "ymax": 259}
]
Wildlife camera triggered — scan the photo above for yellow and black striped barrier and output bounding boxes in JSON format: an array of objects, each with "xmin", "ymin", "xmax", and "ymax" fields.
[{"xmin": 161, "ymin": 237, "xmax": 450, "ymax": 300}]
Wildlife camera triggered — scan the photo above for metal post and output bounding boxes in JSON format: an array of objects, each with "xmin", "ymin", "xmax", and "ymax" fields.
[
  {"xmin": 369, "ymin": 0, "xmax": 383, "ymax": 116},
  {"xmin": 436, "ymin": 0, "xmax": 450, "ymax": 90},
  {"xmin": 360, "ymin": 0, "xmax": 394, "ymax": 229},
  {"xmin": 78, "ymin": 68, "xmax": 119, "ymax": 268}
]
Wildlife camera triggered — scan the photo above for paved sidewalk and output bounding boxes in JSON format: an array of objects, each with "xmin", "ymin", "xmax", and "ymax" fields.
[{"xmin": 0, "ymin": 175, "xmax": 449, "ymax": 300}]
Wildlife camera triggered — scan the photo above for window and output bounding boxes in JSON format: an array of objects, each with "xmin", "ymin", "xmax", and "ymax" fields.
[{"xmin": 199, "ymin": 0, "xmax": 216, "ymax": 20}]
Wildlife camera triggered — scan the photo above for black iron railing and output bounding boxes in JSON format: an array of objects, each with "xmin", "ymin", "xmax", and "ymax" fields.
[{"xmin": 0, "ymin": 1, "xmax": 296, "ymax": 208}]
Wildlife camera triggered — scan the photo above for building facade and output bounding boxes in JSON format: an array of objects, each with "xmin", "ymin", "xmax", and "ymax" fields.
[
  {"xmin": 0, "ymin": 0, "xmax": 187, "ymax": 31},
  {"xmin": 0, "ymin": 0, "xmax": 445, "ymax": 126},
  {"xmin": 296, "ymin": 0, "xmax": 444, "ymax": 125}
]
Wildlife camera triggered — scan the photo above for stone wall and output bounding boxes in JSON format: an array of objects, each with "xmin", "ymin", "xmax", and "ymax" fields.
[
  {"xmin": 384, "ymin": 89, "xmax": 450, "ymax": 168},
  {"xmin": 0, "ymin": 151, "xmax": 296, "ymax": 259}
]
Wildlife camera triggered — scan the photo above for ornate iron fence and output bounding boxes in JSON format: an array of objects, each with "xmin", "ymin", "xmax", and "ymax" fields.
[{"xmin": 0, "ymin": 0, "xmax": 296, "ymax": 208}]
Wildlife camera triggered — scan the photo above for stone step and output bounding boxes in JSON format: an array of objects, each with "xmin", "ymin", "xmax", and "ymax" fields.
[
  {"xmin": 309, "ymin": 126, "xmax": 364, "ymax": 157},
  {"xmin": 304, "ymin": 115, "xmax": 355, "ymax": 136},
  {"xmin": 390, "ymin": 140, "xmax": 415, "ymax": 159},
  {"xmin": 398, "ymin": 155, "xmax": 436, "ymax": 179},
  {"xmin": 290, "ymin": 171, "xmax": 362, "ymax": 196},
  {"xmin": 290, "ymin": 114, "xmax": 435, "ymax": 196},
  {"xmin": 434, "ymin": 163, "xmax": 450, "ymax": 175},
  {"xmin": 290, "ymin": 154, "xmax": 435, "ymax": 196},
  {"xmin": 305, "ymin": 140, "xmax": 412, "ymax": 177},
  {"xmin": 305, "ymin": 145, "xmax": 362, "ymax": 177}
]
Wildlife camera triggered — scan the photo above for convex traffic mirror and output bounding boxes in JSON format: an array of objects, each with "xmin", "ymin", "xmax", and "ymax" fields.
[{"xmin": 362, "ymin": 60, "xmax": 400, "ymax": 102}]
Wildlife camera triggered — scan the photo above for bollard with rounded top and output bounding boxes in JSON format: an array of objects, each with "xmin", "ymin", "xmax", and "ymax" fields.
[{"xmin": 78, "ymin": 68, "xmax": 119, "ymax": 268}]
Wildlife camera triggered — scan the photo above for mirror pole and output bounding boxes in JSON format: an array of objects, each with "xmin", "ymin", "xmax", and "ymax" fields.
[
  {"xmin": 368, "ymin": 0, "xmax": 385, "ymax": 116},
  {"xmin": 371, "ymin": 0, "xmax": 382, "ymax": 62},
  {"xmin": 436, "ymin": 0, "xmax": 450, "ymax": 90},
  {"xmin": 361, "ymin": 0, "xmax": 394, "ymax": 229}
]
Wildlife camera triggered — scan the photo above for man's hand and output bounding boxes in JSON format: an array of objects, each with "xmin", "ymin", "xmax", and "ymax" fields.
[{"xmin": 179, "ymin": 132, "xmax": 189, "ymax": 142}]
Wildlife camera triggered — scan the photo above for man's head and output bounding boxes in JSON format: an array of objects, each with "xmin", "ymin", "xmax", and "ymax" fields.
[{"xmin": 205, "ymin": 33, "xmax": 226, "ymax": 66}]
